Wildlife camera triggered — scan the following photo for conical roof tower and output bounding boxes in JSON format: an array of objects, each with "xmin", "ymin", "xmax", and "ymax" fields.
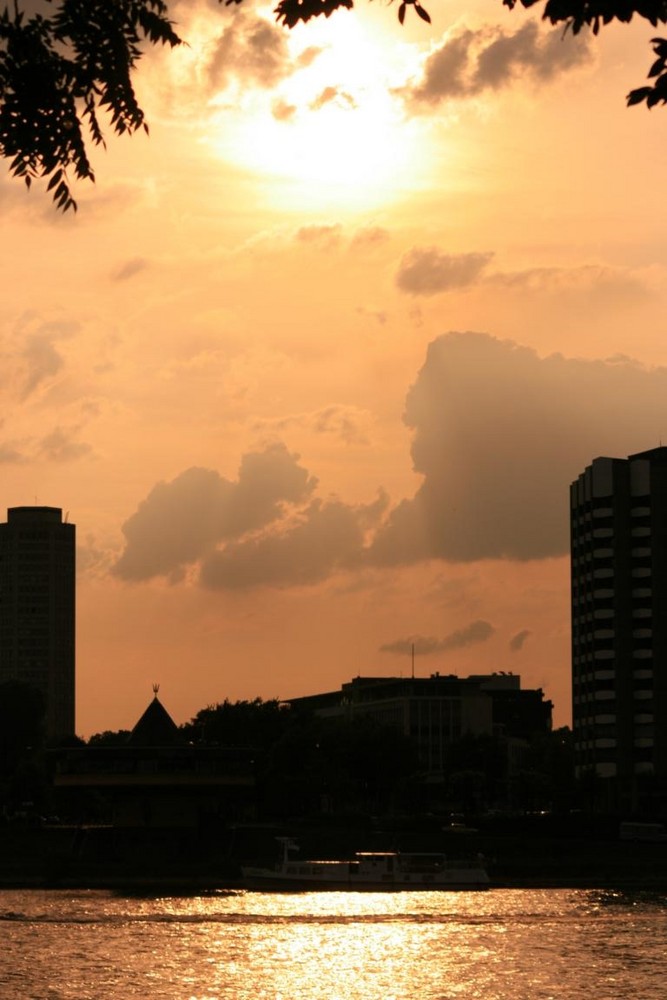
[{"xmin": 126, "ymin": 685, "xmax": 182, "ymax": 747}]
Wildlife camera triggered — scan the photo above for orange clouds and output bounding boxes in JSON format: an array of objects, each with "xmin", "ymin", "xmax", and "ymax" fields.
[{"xmin": 402, "ymin": 20, "xmax": 593, "ymax": 108}]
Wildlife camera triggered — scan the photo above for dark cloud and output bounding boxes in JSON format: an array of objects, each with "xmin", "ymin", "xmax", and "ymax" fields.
[
  {"xmin": 509, "ymin": 628, "xmax": 531, "ymax": 651},
  {"xmin": 396, "ymin": 248, "xmax": 493, "ymax": 295},
  {"xmin": 113, "ymin": 443, "xmax": 317, "ymax": 582},
  {"xmin": 200, "ymin": 493, "xmax": 387, "ymax": 590},
  {"xmin": 115, "ymin": 335, "xmax": 667, "ymax": 592},
  {"xmin": 403, "ymin": 21, "xmax": 591, "ymax": 108},
  {"xmin": 380, "ymin": 620, "xmax": 495, "ymax": 655},
  {"xmin": 370, "ymin": 332, "xmax": 667, "ymax": 564},
  {"xmin": 205, "ymin": 10, "xmax": 292, "ymax": 91}
]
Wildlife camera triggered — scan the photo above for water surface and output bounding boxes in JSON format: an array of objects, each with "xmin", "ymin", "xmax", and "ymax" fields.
[{"xmin": 1, "ymin": 888, "xmax": 665, "ymax": 1000}]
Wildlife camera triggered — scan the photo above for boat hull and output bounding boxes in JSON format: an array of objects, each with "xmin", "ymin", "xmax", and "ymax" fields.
[{"xmin": 241, "ymin": 866, "xmax": 490, "ymax": 891}]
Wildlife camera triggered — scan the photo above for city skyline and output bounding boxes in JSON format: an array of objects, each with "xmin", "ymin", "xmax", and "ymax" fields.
[{"xmin": 2, "ymin": 4, "xmax": 667, "ymax": 737}]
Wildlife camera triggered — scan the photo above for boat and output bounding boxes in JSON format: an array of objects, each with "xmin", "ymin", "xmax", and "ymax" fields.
[{"xmin": 242, "ymin": 838, "xmax": 489, "ymax": 890}]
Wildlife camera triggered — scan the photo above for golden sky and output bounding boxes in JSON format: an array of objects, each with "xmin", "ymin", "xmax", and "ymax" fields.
[{"xmin": 2, "ymin": 1, "xmax": 666, "ymax": 735}]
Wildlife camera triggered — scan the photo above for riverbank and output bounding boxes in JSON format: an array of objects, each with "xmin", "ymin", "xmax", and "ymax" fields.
[{"xmin": 1, "ymin": 818, "xmax": 667, "ymax": 891}]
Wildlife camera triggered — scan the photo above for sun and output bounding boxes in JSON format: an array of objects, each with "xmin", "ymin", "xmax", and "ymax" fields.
[{"xmin": 204, "ymin": 12, "xmax": 432, "ymax": 212}]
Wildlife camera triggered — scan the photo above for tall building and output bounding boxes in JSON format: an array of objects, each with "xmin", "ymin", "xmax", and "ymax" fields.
[
  {"xmin": 571, "ymin": 447, "xmax": 667, "ymax": 812},
  {"xmin": 0, "ymin": 506, "xmax": 75, "ymax": 743}
]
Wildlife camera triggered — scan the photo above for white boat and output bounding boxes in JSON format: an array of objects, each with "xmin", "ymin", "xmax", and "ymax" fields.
[{"xmin": 242, "ymin": 838, "xmax": 489, "ymax": 890}]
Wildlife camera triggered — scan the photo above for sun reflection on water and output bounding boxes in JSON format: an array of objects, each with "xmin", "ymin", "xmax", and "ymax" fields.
[{"xmin": 1, "ymin": 888, "xmax": 667, "ymax": 1000}]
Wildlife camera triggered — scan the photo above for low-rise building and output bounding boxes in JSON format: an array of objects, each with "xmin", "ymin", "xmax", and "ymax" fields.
[{"xmin": 289, "ymin": 672, "xmax": 552, "ymax": 782}]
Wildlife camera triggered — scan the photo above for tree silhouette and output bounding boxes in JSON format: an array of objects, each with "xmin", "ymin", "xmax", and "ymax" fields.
[
  {"xmin": 0, "ymin": 0, "xmax": 664, "ymax": 212},
  {"xmin": 505, "ymin": 0, "xmax": 667, "ymax": 108}
]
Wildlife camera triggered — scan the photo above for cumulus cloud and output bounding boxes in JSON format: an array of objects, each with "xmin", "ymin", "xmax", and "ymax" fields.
[
  {"xmin": 113, "ymin": 443, "xmax": 317, "ymax": 582},
  {"xmin": 380, "ymin": 620, "xmax": 495, "ymax": 655},
  {"xmin": 114, "ymin": 335, "xmax": 667, "ymax": 592},
  {"xmin": 205, "ymin": 10, "xmax": 292, "ymax": 91},
  {"xmin": 370, "ymin": 332, "xmax": 667, "ymax": 564},
  {"xmin": 396, "ymin": 248, "xmax": 493, "ymax": 295},
  {"xmin": 509, "ymin": 629, "xmax": 531, "ymax": 651},
  {"xmin": 200, "ymin": 492, "xmax": 388, "ymax": 590},
  {"xmin": 403, "ymin": 21, "xmax": 592, "ymax": 108}
]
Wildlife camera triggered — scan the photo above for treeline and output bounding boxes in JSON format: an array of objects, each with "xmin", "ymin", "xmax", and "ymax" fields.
[{"xmin": 99, "ymin": 696, "xmax": 574, "ymax": 819}]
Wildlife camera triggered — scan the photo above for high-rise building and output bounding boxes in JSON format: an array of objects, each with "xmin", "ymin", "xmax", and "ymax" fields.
[
  {"xmin": 0, "ymin": 506, "xmax": 75, "ymax": 743},
  {"xmin": 571, "ymin": 448, "xmax": 667, "ymax": 812}
]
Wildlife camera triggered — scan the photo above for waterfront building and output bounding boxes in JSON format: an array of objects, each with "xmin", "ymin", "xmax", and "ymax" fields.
[
  {"xmin": 54, "ymin": 689, "xmax": 256, "ymax": 829},
  {"xmin": 571, "ymin": 447, "xmax": 667, "ymax": 812},
  {"xmin": 289, "ymin": 672, "xmax": 552, "ymax": 779},
  {"xmin": 0, "ymin": 506, "xmax": 75, "ymax": 742}
]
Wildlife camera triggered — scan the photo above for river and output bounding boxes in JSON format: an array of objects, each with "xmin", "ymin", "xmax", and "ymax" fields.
[{"xmin": 1, "ymin": 887, "xmax": 665, "ymax": 999}]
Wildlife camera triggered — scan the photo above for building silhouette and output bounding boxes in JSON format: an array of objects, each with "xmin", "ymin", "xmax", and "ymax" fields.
[
  {"xmin": 54, "ymin": 689, "xmax": 256, "ymax": 830},
  {"xmin": 289, "ymin": 672, "xmax": 552, "ymax": 779},
  {"xmin": 0, "ymin": 506, "xmax": 75, "ymax": 743},
  {"xmin": 571, "ymin": 447, "xmax": 667, "ymax": 813}
]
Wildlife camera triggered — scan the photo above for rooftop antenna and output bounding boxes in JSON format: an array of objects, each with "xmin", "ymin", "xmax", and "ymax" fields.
[
  {"xmin": 411, "ymin": 642, "xmax": 415, "ymax": 679},
  {"xmin": 152, "ymin": 683, "xmax": 160, "ymax": 698}
]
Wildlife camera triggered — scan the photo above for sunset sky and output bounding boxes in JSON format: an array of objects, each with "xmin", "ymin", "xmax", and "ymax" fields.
[{"xmin": 2, "ymin": 0, "xmax": 666, "ymax": 736}]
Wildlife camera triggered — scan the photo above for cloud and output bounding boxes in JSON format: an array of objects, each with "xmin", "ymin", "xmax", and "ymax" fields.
[
  {"xmin": 380, "ymin": 620, "xmax": 495, "ymax": 655},
  {"xmin": 20, "ymin": 333, "xmax": 65, "ymax": 399},
  {"xmin": 396, "ymin": 248, "xmax": 493, "ymax": 295},
  {"xmin": 309, "ymin": 86, "xmax": 357, "ymax": 111},
  {"xmin": 509, "ymin": 628, "xmax": 531, "ymax": 651},
  {"xmin": 200, "ymin": 492, "xmax": 388, "ymax": 590},
  {"xmin": 39, "ymin": 426, "xmax": 92, "ymax": 462},
  {"xmin": 272, "ymin": 98, "xmax": 297, "ymax": 121},
  {"xmin": 295, "ymin": 224, "xmax": 343, "ymax": 248},
  {"xmin": 350, "ymin": 226, "xmax": 391, "ymax": 251},
  {"xmin": 0, "ymin": 442, "xmax": 26, "ymax": 463},
  {"xmin": 356, "ymin": 306, "xmax": 388, "ymax": 326},
  {"xmin": 370, "ymin": 332, "xmax": 667, "ymax": 564},
  {"xmin": 488, "ymin": 264, "xmax": 647, "ymax": 299},
  {"xmin": 112, "ymin": 258, "xmax": 149, "ymax": 282},
  {"xmin": 113, "ymin": 443, "xmax": 317, "ymax": 582},
  {"xmin": 114, "ymin": 335, "xmax": 667, "ymax": 592},
  {"xmin": 253, "ymin": 404, "xmax": 372, "ymax": 445},
  {"xmin": 205, "ymin": 10, "xmax": 292, "ymax": 91},
  {"xmin": 403, "ymin": 21, "xmax": 592, "ymax": 109}
]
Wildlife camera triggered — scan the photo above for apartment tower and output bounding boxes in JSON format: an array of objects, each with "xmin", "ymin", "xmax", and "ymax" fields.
[
  {"xmin": 571, "ymin": 448, "xmax": 667, "ymax": 811},
  {"xmin": 0, "ymin": 506, "xmax": 75, "ymax": 742}
]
